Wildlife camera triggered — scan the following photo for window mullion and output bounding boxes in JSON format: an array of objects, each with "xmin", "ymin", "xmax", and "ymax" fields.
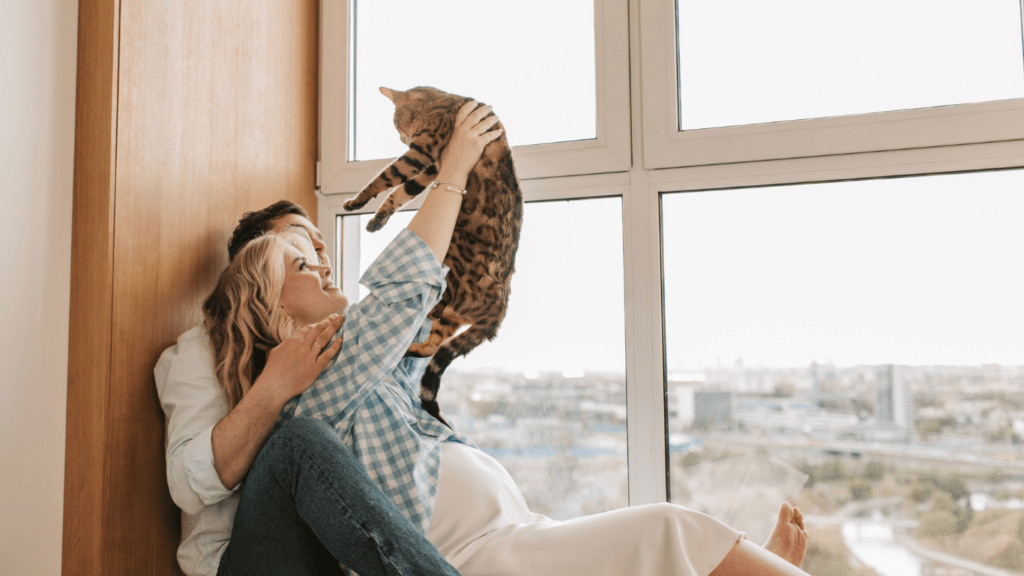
[
  {"xmin": 623, "ymin": 0, "xmax": 668, "ymax": 507},
  {"xmin": 622, "ymin": 171, "xmax": 669, "ymax": 506}
]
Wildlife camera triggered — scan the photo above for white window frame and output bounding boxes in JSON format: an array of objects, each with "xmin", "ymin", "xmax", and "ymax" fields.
[
  {"xmin": 318, "ymin": 0, "xmax": 1024, "ymax": 510},
  {"xmin": 639, "ymin": 0, "xmax": 1024, "ymax": 169},
  {"xmin": 317, "ymin": 0, "xmax": 632, "ymax": 196}
]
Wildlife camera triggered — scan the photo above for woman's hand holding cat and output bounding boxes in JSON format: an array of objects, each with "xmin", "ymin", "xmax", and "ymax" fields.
[
  {"xmin": 410, "ymin": 101, "xmax": 501, "ymax": 260},
  {"xmin": 259, "ymin": 314, "xmax": 345, "ymax": 404},
  {"xmin": 437, "ymin": 100, "xmax": 503, "ymax": 183}
]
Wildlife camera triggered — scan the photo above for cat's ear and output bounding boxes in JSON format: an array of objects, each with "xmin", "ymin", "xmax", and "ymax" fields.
[{"xmin": 379, "ymin": 87, "xmax": 399, "ymax": 102}]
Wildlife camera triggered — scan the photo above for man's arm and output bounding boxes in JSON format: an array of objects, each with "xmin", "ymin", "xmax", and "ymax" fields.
[{"xmin": 211, "ymin": 315, "xmax": 344, "ymax": 489}]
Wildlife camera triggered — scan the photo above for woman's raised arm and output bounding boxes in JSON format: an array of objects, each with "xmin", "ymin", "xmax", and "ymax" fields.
[{"xmin": 406, "ymin": 100, "xmax": 502, "ymax": 261}]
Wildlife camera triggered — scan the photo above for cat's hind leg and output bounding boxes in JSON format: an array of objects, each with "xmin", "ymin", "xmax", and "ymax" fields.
[
  {"xmin": 366, "ymin": 165, "xmax": 440, "ymax": 232},
  {"xmin": 418, "ymin": 317, "xmax": 501, "ymax": 424}
]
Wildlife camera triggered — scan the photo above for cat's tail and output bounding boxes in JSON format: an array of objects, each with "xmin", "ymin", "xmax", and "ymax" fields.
[{"xmin": 419, "ymin": 317, "xmax": 501, "ymax": 425}]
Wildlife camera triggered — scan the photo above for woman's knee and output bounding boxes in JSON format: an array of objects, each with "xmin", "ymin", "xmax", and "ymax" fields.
[
  {"xmin": 639, "ymin": 503, "xmax": 690, "ymax": 537},
  {"xmin": 274, "ymin": 417, "xmax": 338, "ymax": 446},
  {"xmin": 259, "ymin": 418, "xmax": 352, "ymax": 470}
]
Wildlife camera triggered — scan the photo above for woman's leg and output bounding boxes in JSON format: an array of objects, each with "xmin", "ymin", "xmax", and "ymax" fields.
[
  {"xmin": 455, "ymin": 503, "xmax": 744, "ymax": 576},
  {"xmin": 219, "ymin": 417, "xmax": 461, "ymax": 576}
]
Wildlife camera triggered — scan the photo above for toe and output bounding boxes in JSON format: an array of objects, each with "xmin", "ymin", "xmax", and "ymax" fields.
[
  {"xmin": 778, "ymin": 501, "xmax": 794, "ymax": 523},
  {"xmin": 792, "ymin": 507, "xmax": 805, "ymax": 530}
]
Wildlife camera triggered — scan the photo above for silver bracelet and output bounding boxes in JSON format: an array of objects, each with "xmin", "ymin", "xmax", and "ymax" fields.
[{"xmin": 431, "ymin": 181, "xmax": 467, "ymax": 195}]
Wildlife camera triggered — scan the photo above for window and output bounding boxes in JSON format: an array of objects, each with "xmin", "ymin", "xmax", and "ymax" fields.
[
  {"xmin": 675, "ymin": 0, "xmax": 1024, "ymax": 131},
  {"xmin": 319, "ymin": 0, "xmax": 630, "ymax": 193},
  {"xmin": 662, "ymin": 170, "xmax": 1024, "ymax": 572},
  {"xmin": 351, "ymin": 0, "xmax": 597, "ymax": 161},
  {"xmin": 319, "ymin": 0, "xmax": 1024, "ymax": 567},
  {"xmin": 641, "ymin": 0, "xmax": 1024, "ymax": 167},
  {"xmin": 338, "ymin": 198, "xmax": 628, "ymax": 518}
]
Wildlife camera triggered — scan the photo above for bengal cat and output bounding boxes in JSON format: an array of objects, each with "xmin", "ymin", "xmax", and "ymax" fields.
[{"xmin": 343, "ymin": 86, "xmax": 523, "ymax": 426}]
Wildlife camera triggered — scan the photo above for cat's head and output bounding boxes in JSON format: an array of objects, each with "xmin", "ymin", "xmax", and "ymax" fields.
[{"xmin": 380, "ymin": 86, "xmax": 466, "ymax": 145}]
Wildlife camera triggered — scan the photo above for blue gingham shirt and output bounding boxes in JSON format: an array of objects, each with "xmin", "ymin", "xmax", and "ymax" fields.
[{"xmin": 278, "ymin": 228, "xmax": 476, "ymax": 534}]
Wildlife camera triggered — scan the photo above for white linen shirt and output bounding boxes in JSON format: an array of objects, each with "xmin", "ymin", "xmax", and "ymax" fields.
[{"xmin": 154, "ymin": 325, "xmax": 237, "ymax": 576}]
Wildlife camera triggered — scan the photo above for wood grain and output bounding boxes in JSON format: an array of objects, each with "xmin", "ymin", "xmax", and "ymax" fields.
[
  {"xmin": 64, "ymin": 1, "xmax": 318, "ymax": 573},
  {"xmin": 63, "ymin": 1, "xmax": 119, "ymax": 574}
]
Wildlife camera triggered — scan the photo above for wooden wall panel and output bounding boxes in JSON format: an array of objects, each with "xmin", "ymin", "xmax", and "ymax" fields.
[
  {"xmin": 63, "ymin": 0, "xmax": 119, "ymax": 574},
  {"xmin": 64, "ymin": 1, "xmax": 318, "ymax": 574}
]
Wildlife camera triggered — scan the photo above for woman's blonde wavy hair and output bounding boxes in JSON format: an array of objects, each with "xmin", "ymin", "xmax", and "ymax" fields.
[{"xmin": 203, "ymin": 233, "xmax": 294, "ymax": 407}]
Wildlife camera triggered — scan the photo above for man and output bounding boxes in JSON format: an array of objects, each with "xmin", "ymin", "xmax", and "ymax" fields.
[{"xmin": 155, "ymin": 200, "xmax": 463, "ymax": 576}]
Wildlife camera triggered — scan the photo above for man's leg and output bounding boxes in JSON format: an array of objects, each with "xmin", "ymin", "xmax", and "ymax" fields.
[{"xmin": 219, "ymin": 417, "xmax": 461, "ymax": 576}]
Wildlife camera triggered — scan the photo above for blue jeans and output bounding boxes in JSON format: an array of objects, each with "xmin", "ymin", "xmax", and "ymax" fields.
[{"xmin": 218, "ymin": 417, "xmax": 461, "ymax": 576}]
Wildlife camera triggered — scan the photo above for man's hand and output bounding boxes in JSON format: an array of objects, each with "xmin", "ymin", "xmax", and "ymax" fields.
[
  {"xmin": 212, "ymin": 313, "xmax": 344, "ymax": 490},
  {"xmin": 260, "ymin": 314, "xmax": 345, "ymax": 403}
]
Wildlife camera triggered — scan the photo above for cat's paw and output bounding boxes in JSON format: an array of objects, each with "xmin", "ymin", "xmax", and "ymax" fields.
[
  {"xmin": 365, "ymin": 214, "xmax": 389, "ymax": 232},
  {"xmin": 343, "ymin": 198, "xmax": 365, "ymax": 211},
  {"xmin": 406, "ymin": 342, "xmax": 438, "ymax": 358}
]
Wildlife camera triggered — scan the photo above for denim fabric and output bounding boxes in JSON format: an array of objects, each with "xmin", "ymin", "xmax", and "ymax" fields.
[{"xmin": 218, "ymin": 417, "xmax": 461, "ymax": 576}]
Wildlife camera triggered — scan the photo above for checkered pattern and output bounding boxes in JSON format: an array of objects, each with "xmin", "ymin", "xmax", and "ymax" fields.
[{"xmin": 278, "ymin": 228, "xmax": 476, "ymax": 534}]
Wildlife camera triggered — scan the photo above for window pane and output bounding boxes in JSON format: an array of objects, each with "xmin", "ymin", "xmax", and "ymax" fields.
[
  {"xmin": 677, "ymin": 0, "xmax": 1024, "ymax": 130},
  {"xmin": 663, "ymin": 170, "xmax": 1024, "ymax": 574},
  {"xmin": 352, "ymin": 0, "xmax": 596, "ymax": 161},
  {"xmin": 342, "ymin": 198, "xmax": 627, "ymax": 518}
]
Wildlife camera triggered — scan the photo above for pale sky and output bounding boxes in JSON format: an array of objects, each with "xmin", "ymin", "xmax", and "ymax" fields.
[
  {"xmin": 662, "ymin": 170, "xmax": 1024, "ymax": 369},
  {"xmin": 677, "ymin": 0, "xmax": 1024, "ymax": 129},
  {"xmin": 346, "ymin": 0, "xmax": 1024, "ymax": 373},
  {"xmin": 351, "ymin": 199, "xmax": 627, "ymax": 375},
  {"xmin": 353, "ymin": 0, "xmax": 595, "ymax": 161}
]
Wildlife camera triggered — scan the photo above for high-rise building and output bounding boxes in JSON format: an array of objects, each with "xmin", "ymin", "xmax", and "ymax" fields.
[
  {"xmin": 694, "ymin": 390, "xmax": 733, "ymax": 430},
  {"xmin": 875, "ymin": 364, "xmax": 914, "ymax": 439}
]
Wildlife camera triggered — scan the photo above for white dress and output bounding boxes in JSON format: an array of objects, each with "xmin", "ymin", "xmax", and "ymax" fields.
[{"xmin": 426, "ymin": 442, "xmax": 744, "ymax": 576}]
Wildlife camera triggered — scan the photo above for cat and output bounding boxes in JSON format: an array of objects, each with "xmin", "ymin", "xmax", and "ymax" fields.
[{"xmin": 343, "ymin": 86, "xmax": 523, "ymax": 426}]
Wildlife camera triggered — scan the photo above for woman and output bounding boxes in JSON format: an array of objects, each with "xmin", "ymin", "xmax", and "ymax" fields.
[{"xmin": 209, "ymin": 100, "xmax": 812, "ymax": 576}]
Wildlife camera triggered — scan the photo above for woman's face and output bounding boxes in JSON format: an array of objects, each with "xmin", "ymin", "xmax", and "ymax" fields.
[{"xmin": 279, "ymin": 240, "xmax": 349, "ymax": 327}]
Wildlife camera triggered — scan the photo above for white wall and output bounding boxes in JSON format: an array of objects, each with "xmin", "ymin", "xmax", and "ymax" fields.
[{"xmin": 0, "ymin": 1, "xmax": 78, "ymax": 574}]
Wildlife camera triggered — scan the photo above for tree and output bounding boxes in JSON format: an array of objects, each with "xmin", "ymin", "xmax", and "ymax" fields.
[
  {"xmin": 936, "ymin": 475, "xmax": 969, "ymax": 502},
  {"xmin": 919, "ymin": 509, "xmax": 958, "ymax": 538},
  {"xmin": 931, "ymin": 491, "xmax": 957, "ymax": 514},
  {"xmin": 863, "ymin": 461, "xmax": 885, "ymax": 481},
  {"xmin": 849, "ymin": 478, "xmax": 872, "ymax": 501},
  {"xmin": 907, "ymin": 479, "xmax": 934, "ymax": 503},
  {"xmin": 817, "ymin": 459, "xmax": 849, "ymax": 483},
  {"xmin": 798, "ymin": 462, "xmax": 817, "ymax": 488}
]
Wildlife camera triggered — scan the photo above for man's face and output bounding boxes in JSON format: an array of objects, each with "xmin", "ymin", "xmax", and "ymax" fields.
[{"xmin": 271, "ymin": 214, "xmax": 329, "ymax": 267}]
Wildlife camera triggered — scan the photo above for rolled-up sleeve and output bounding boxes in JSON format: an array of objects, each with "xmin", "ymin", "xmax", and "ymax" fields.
[
  {"xmin": 359, "ymin": 228, "xmax": 449, "ymax": 305},
  {"xmin": 155, "ymin": 327, "xmax": 237, "ymax": 515},
  {"xmin": 289, "ymin": 228, "xmax": 448, "ymax": 424}
]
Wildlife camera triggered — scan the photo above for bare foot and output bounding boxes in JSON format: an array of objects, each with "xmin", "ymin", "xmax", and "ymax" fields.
[{"xmin": 763, "ymin": 501, "xmax": 808, "ymax": 568}]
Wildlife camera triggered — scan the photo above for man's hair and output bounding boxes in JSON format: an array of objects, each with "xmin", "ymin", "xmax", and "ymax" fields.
[{"xmin": 227, "ymin": 200, "xmax": 309, "ymax": 261}]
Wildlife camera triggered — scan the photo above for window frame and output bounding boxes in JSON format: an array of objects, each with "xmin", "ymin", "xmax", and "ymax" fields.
[
  {"xmin": 639, "ymin": 0, "xmax": 1024, "ymax": 169},
  {"xmin": 318, "ymin": 0, "xmax": 632, "ymax": 196},
  {"xmin": 318, "ymin": 0, "xmax": 1024, "ymax": 509}
]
